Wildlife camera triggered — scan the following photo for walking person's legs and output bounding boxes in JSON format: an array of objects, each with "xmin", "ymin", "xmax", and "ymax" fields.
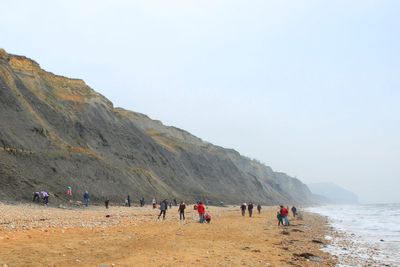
[
  {"xmin": 199, "ymin": 213, "xmax": 204, "ymax": 223},
  {"xmin": 283, "ymin": 216, "xmax": 289, "ymax": 226}
]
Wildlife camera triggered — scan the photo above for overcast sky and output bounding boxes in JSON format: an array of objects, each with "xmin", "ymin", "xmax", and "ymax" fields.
[{"xmin": 1, "ymin": 0, "xmax": 399, "ymax": 203}]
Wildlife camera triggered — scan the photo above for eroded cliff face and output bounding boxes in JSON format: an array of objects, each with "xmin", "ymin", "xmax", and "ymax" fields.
[{"xmin": 0, "ymin": 49, "xmax": 318, "ymax": 204}]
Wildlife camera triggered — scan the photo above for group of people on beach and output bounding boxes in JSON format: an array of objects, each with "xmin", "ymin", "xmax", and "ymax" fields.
[
  {"xmin": 32, "ymin": 191, "xmax": 49, "ymax": 205},
  {"xmin": 276, "ymin": 205, "xmax": 298, "ymax": 226},
  {"xmin": 33, "ymin": 187, "xmax": 301, "ymax": 227},
  {"xmin": 194, "ymin": 202, "xmax": 211, "ymax": 223},
  {"xmin": 240, "ymin": 202, "xmax": 262, "ymax": 217},
  {"xmin": 34, "ymin": 186, "xmax": 153, "ymax": 209},
  {"xmin": 154, "ymin": 199, "xmax": 211, "ymax": 223}
]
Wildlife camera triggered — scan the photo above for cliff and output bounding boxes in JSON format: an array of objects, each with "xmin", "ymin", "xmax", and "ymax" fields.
[{"xmin": 0, "ymin": 49, "xmax": 319, "ymax": 204}]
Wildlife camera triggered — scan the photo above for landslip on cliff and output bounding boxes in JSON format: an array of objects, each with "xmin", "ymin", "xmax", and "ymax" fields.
[{"xmin": 0, "ymin": 49, "xmax": 319, "ymax": 204}]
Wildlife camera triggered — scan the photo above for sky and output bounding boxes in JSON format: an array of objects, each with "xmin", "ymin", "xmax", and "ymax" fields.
[{"xmin": 1, "ymin": 0, "xmax": 399, "ymax": 203}]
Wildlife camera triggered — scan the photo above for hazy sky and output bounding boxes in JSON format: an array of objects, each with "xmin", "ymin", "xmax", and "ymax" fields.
[{"xmin": 1, "ymin": 0, "xmax": 399, "ymax": 203}]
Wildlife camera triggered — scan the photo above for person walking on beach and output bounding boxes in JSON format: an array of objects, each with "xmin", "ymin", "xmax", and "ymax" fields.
[
  {"xmin": 152, "ymin": 198, "xmax": 157, "ymax": 209},
  {"xmin": 280, "ymin": 205, "xmax": 289, "ymax": 226},
  {"xmin": 105, "ymin": 198, "xmax": 110, "ymax": 209},
  {"xmin": 83, "ymin": 191, "xmax": 90, "ymax": 207},
  {"xmin": 248, "ymin": 202, "xmax": 254, "ymax": 217},
  {"xmin": 158, "ymin": 199, "xmax": 168, "ymax": 220},
  {"xmin": 291, "ymin": 206, "xmax": 297, "ymax": 217},
  {"xmin": 178, "ymin": 201, "xmax": 186, "ymax": 220},
  {"xmin": 197, "ymin": 202, "xmax": 206, "ymax": 223},
  {"xmin": 240, "ymin": 203, "xmax": 247, "ymax": 216},
  {"xmin": 257, "ymin": 204, "xmax": 262, "ymax": 214},
  {"xmin": 173, "ymin": 198, "xmax": 177, "ymax": 206},
  {"xmin": 127, "ymin": 195, "xmax": 131, "ymax": 207}
]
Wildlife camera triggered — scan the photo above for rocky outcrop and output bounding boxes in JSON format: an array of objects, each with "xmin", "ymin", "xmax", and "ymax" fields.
[{"xmin": 0, "ymin": 49, "xmax": 319, "ymax": 204}]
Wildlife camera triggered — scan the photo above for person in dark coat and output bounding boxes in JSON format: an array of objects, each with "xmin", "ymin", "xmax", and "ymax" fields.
[
  {"xmin": 291, "ymin": 206, "xmax": 297, "ymax": 217},
  {"xmin": 178, "ymin": 201, "xmax": 186, "ymax": 220},
  {"xmin": 248, "ymin": 203, "xmax": 254, "ymax": 217},
  {"xmin": 257, "ymin": 204, "xmax": 262, "ymax": 214},
  {"xmin": 240, "ymin": 203, "xmax": 247, "ymax": 216},
  {"xmin": 83, "ymin": 191, "xmax": 90, "ymax": 207},
  {"xmin": 33, "ymin": 192, "xmax": 40, "ymax": 202},
  {"xmin": 127, "ymin": 195, "xmax": 131, "ymax": 207},
  {"xmin": 158, "ymin": 200, "xmax": 168, "ymax": 220}
]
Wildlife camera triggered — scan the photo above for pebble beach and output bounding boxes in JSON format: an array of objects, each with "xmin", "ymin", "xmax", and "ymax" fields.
[{"xmin": 0, "ymin": 203, "xmax": 336, "ymax": 266}]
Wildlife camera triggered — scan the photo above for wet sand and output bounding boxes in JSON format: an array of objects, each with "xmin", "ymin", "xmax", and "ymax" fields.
[{"xmin": 0, "ymin": 203, "xmax": 336, "ymax": 266}]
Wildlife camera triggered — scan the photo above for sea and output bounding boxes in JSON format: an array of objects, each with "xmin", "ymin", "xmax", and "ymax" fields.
[{"xmin": 307, "ymin": 203, "xmax": 400, "ymax": 266}]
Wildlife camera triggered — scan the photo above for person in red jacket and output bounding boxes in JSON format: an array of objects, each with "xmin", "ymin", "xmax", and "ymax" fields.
[
  {"xmin": 280, "ymin": 205, "xmax": 290, "ymax": 226},
  {"xmin": 197, "ymin": 202, "xmax": 206, "ymax": 223}
]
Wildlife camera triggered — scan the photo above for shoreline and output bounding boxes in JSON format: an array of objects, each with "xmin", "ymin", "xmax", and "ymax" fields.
[
  {"xmin": 0, "ymin": 202, "xmax": 336, "ymax": 266},
  {"xmin": 308, "ymin": 205, "xmax": 400, "ymax": 267}
]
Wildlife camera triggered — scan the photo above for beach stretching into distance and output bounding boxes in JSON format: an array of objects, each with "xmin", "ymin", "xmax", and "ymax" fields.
[{"xmin": 0, "ymin": 203, "xmax": 336, "ymax": 266}]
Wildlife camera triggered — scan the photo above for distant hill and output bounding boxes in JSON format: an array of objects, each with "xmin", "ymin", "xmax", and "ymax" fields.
[
  {"xmin": 308, "ymin": 182, "xmax": 359, "ymax": 204},
  {"xmin": 0, "ymin": 48, "xmax": 320, "ymax": 204}
]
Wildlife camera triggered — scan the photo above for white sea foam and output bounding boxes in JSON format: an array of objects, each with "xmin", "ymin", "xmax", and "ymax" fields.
[{"xmin": 307, "ymin": 204, "xmax": 400, "ymax": 266}]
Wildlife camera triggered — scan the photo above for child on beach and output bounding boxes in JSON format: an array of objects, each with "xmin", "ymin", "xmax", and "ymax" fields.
[
  {"xmin": 277, "ymin": 211, "xmax": 283, "ymax": 226},
  {"xmin": 205, "ymin": 213, "xmax": 211, "ymax": 223}
]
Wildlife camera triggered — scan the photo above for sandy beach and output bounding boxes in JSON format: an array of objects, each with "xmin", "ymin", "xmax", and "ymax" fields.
[{"xmin": 0, "ymin": 203, "xmax": 336, "ymax": 266}]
